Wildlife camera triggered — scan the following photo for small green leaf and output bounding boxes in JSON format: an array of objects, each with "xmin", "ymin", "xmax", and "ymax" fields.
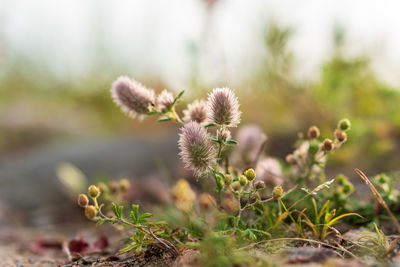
[
  {"xmin": 204, "ymin": 123, "xmax": 216, "ymax": 128},
  {"xmin": 158, "ymin": 117, "xmax": 171, "ymax": 122},
  {"xmin": 118, "ymin": 206, "xmax": 124, "ymax": 219},
  {"xmin": 112, "ymin": 203, "xmax": 118, "ymax": 217},
  {"xmin": 210, "ymin": 137, "xmax": 220, "ymax": 143},
  {"xmin": 132, "ymin": 204, "xmax": 139, "ymax": 220},
  {"xmin": 148, "ymin": 110, "xmax": 161, "ymax": 115},
  {"xmin": 226, "ymin": 140, "xmax": 238, "ymax": 145}
]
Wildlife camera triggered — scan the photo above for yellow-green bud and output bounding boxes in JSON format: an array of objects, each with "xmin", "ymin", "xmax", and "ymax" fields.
[
  {"xmin": 308, "ymin": 126, "xmax": 320, "ymax": 139},
  {"xmin": 322, "ymin": 138, "xmax": 334, "ymax": 152},
  {"xmin": 338, "ymin": 118, "xmax": 351, "ymax": 131},
  {"xmin": 231, "ymin": 181, "xmax": 241, "ymax": 192},
  {"xmin": 239, "ymin": 175, "xmax": 248, "ymax": 187},
  {"xmin": 254, "ymin": 180, "xmax": 266, "ymax": 190},
  {"xmin": 97, "ymin": 182, "xmax": 108, "ymax": 194},
  {"xmin": 342, "ymin": 183, "xmax": 354, "ymax": 194},
  {"xmin": 78, "ymin": 194, "xmax": 89, "ymax": 207},
  {"xmin": 88, "ymin": 185, "xmax": 100, "ymax": 198},
  {"xmin": 244, "ymin": 168, "xmax": 256, "ymax": 181},
  {"xmin": 272, "ymin": 186, "xmax": 284, "ymax": 199},
  {"xmin": 85, "ymin": 205, "xmax": 97, "ymax": 219},
  {"xmin": 224, "ymin": 174, "xmax": 232, "ymax": 186},
  {"xmin": 336, "ymin": 174, "xmax": 347, "ymax": 186},
  {"xmin": 119, "ymin": 178, "xmax": 131, "ymax": 192}
]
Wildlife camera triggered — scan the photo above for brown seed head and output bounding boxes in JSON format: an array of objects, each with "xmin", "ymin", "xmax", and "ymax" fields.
[
  {"xmin": 88, "ymin": 185, "xmax": 100, "ymax": 198},
  {"xmin": 272, "ymin": 186, "xmax": 284, "ymax": 199},
  {"xmin": 322, "ymin": 138, "xmax": 334, "ymax": 152},
  {"xmin": 85, "ymin": 205, "xmax": 97, "ymax": 219},
  {"xmin": 78, "ymin": 194, "xmax": 89, "ymax": 207},
  {"xmin": 308, "ymin": 126, "xmax": 320, "ymax": 139},
  {"xmin": 334, "ymin": 129, "xmax": 347, "ymax": 142}
]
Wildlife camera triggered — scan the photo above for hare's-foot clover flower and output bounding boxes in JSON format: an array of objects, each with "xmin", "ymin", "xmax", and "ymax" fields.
[
  {"xmin": 172, "ymin": 179, "xmax": 196, "ymax": 212},
  {"xmin": 111, "ymin": 76, "xmax": 155, "ymax": 120},
  {"xmin": 157, "ymin": 89, "xmax": 174, "ymax": 112},
  {"xmin": 178, "ymin": 121, "xmax": 216, "ymax": 177},
  {"xmin": 207, "ymin": 87, "xmax": 241, "ymax": 127},
  {"xmin": 183, "ymin": 99, "xmax": 208, "ymax": 124}
]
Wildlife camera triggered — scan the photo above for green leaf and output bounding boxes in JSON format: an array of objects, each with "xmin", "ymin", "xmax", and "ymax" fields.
[
  {"xmin": 132, "ymin": 204, "xmax": 139, "ymax": 220},
  {"xmin": 112, "ymin": 203, "xmax": 118, "ymax": 217},
  {"xmin": 204, "ymin": 123, "xmax": 216, "ymax": 128},
  {"xmin": 210, "ymin": 137, "xmax": 220, "ymax": 143},
  {"xmin": 118, "ymin": 206, "xmax": 124, "ymax": 219},
  {"xmin": 172, "ymin": 90, "xmax": 185, "ymax": 105},
  {"xmin": 158, "ymin": 117, "xmax": 171, "ymax": 122},
  {"xmin": 148, "ymin": 110, "xmax": 161, "ymax": 115},
  {"xmin": 226, "ymin": 140, "xmax": 238, "ymax": 145},
  {"xmin": 140, "ymin": 213, "xmax": 152, "ymax": 219}
]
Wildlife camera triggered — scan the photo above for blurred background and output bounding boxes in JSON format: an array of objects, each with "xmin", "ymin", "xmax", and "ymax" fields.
[{"xmin": 1, "ymin": 0, "xmax": 400, "ymax": 226}]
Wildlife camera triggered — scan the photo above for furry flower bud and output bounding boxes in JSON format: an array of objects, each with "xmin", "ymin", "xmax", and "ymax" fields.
[
  {"xmin": 157, "ymin": 90, "xmax": 174, "ymax": 112},
  {"xmin": 78, "ymin": 194, "xmax": 89, "ymax": 207},
  {"xmin": 183, "ymin": 99, "xmax": 208, "ymax": 124},
  {"xmin": 207, "ymin": 87, "xmax": 241, "ymax": 127},
  {"xmin": 111, "ymin": 76, "xmax": 155, "ymax": 120},
  {"xmin": 178, "ymin": 122, "xmax": 216, "ymax": 177},
  {"xmin": 216, "ymin": 128, "xmax": 231, "ymax": 143},
  {"xmin": 307, "ymin": 126, "xmax": 320, "ymax": 139},
  {"xmin": 322, "ymin": 138, "xmax": 334, "ymax": 152},
  {"xmin": 244, "ymin": 168, "xmax": 256, "ymax": 181},
  {"xmin": 85, "ymin": 205, "xmax": 97, "ymax": 219},
  {"xmin": 88, "ymin": 185, "xmax": 100, "ymax": 198},
  {"xmin": 272, "ymin": 186, "xmax": 284, "ymax": 199},
  {"xmin": 338, "ymin": 118, "xmax": 351, "ymax": 131}
]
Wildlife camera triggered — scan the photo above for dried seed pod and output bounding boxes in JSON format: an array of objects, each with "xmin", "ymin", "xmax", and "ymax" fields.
[
  {"xmin": 322, "ymin": 138, "xmax": 334, "ymax": 152},
  {"xmin": 85, "ymin": 205, "xmax": 97, "ymax": 219},
  {"xmin": 307, "ymin": 126, "xmax": 320, "ymax": 139},
  {"xmin": 254, "ymin": 180, "xmax": 266, "ymax": 190},
  {"xmin": 334, "ymin": 129, "xmax": 347, "ymax": 142},
  {"xmin": 78, "ymin": 194, "xmax": 89, "ymax": 207}
]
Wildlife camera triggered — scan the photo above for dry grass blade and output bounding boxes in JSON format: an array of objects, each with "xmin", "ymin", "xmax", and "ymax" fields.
[{"xmin": 355, "ymin": 168, "xmax": 400, "ymax": 233}]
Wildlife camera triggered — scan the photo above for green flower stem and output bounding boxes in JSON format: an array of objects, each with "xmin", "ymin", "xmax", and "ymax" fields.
[{"xmin": 97, "ymin": 209, "xmax": 179, "ymax": 256}]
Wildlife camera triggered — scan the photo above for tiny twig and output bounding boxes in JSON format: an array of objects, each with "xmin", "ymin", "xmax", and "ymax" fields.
[{"xmin": 355, "ymin": 168, "xmax": 400, "ymax": 233}]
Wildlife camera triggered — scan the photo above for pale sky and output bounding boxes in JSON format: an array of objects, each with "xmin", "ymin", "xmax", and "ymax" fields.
[{"xmin": 1, "ymin": 0, "xmax": 400, "ymax": 90}]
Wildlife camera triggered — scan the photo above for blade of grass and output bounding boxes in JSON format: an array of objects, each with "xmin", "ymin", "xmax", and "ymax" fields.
[{"xmin": 355, "ymin": 168, "xmax": 400, "ymax": 232}]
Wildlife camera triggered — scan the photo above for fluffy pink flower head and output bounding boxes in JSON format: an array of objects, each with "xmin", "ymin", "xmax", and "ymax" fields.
[
  {"xmin": 207, "ymin": 87, "xmax": 241, "ymax": 127},
  {"xmin": 157, "ymin": 90, "xmax": 174, "ymax": 112},
  {"xmin": 178, "ymin": 121, "xmax": 216, "ymax": 177},
  {"xmin": 183, "ymin": 99, "xmax": 208, "ymax": 124},
  {"xmin": 111, "ymin": 76, "xmax": 155, "ymax": 120}
]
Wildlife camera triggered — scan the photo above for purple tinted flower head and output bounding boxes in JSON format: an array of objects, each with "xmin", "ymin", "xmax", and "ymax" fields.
[
  {"xmin": 207, "ymin": 87, "xmax": 241, "ymax": 127},
  {"xmin": 178, "ymin": 121, "xmax": 216, "ymax": 177},
  {"xmin": 183, "ymin": 99, "xmax": 208, "ymax": 124},
  {"xmin": 111, "ymin": 76, "xmax": 155, "ymax": 120},
  {"xmin": 157, "ymin": 89, "xmax": 174, "ymax": 112}
]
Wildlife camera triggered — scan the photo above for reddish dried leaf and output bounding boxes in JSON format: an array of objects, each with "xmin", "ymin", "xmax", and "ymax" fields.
[
  {"xmin": 68, "ymin": 236, "xmax": 89, "ymax": 254},
  {"xmin": 30, "ymin": 238, "xmax": 62, "ymax": 253},
  {"xmin": 93, "ymin": 235, "xmax": 109, "ymax": 250}
]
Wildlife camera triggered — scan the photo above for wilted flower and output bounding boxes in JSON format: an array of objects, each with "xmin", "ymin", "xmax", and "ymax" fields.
[
  {"xmin": 178, "ymin": 122, "xmax": 216, "ymax": 177},
  {"xmin": 157, "ymin": 89, "xmax": 174, "ymax": 112},
  {"xmin": 171, "ymin": 179, "xmax": 196, "ymax": 213},
  {"xmin": 111, "ymin": 76, "xmax": 155, "ymax": 120},
  {"xmin": 307, "ymin": 126, "xmax": 320, "ymax": 139},
  {"xmin": 183, "ymin": 99, "xmax": 208, "ymax": 124},
  {"xmin": 256, "ymin": 157, "xmax": 284, "ymax": 186},
  {"xmin": 207, "ymin": 87, "xmax": 241, "ymax": 127}
]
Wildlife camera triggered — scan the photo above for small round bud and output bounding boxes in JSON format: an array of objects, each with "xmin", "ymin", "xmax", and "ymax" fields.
[
  {"xmin": 224, "ymin": 174, "xmax": 232, "ymax": 186},
  {"xmin": 342, "ymin": 183, "xmax": 354, "ymax": 194},
  {"xmin": 338, "ymin": 118, "xmax": 351, "ymax": 131},
  {"xmin": 239, "ymin": 175, "xmax": 248, "ymax": 187},
  {"xmin": 285, "ymin": 154, "xmax": 296, "ymax": 164},
  {"xmin": 244, "ymin": 168, "xmax": 256, "ymax": 181},
  {"xmin": 336, "ymin": 174, "xmax": 347, "ymax": 186},
  {"xmin": 254, "ymin": 180, "xmax": 266, "ymax": 190},
  {"xmin": 119, "ymin": 178, "xmax": 131, "ymax": 193},
  {"xmin": 199, "ymin": 193, "xmax": 216, "ymax": 210},
  {"xmin": 85, "ymin": 205, "xmax": 97, "ymax": 219},
  {"xmin": 97, "ymin": 182, "xmax": 108, "ymax": 194},
  {"xmin": 377, "ymin": 174, "xmax": 389, "ymax": 185},
  {"xmin": 308, "ymin": 141, "xmax": 319, "ymax": 155},
  {"xmin": 334, "ymin": 130, "xmax": 347, "ymax": 142},
  {"xmin": 78, "ymin": 194, "xmax": 89, "ymax": 207},
  {"xmin": 322, "ymin": 139, "xmax": 334, "ymax": 152},
  {"xmin": 272, "ymin": 186, "xmax": 284, "ymax": 199},
  {"xmin": 308, "ymin": 126, "xmax": 320, "ymax": 139},
  {"xmin": 231, "ymin": 181, "xmax": 241, "ymax": 192},
  {"xmin": 217, "ymin": 129, "xmax": 231, "ymax": 143},
  {"xmin": 88, "ymin": 185, "xmax": 100, "ymax": 198},
  {"xmin": 109, "ymin": 181, "xmax": 119, "ymax": 194}
]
